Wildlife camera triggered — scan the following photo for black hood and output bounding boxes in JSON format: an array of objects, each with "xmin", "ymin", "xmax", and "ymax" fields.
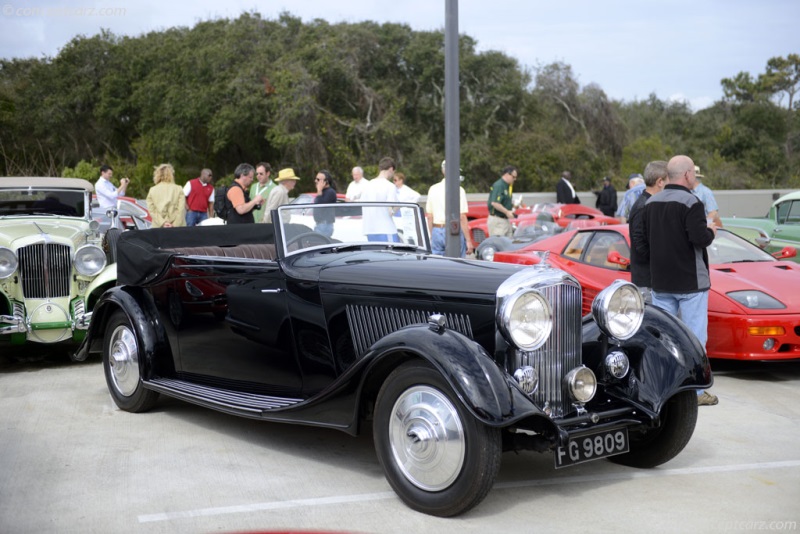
[{"xmin": 314, "ymin": 250, "xmax": 526, "ymax": 297}]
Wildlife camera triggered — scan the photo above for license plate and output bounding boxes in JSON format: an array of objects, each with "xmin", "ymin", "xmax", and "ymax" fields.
[{"xmin": 554, "ymin": 427, "xmax": 629, "ymax": 468}]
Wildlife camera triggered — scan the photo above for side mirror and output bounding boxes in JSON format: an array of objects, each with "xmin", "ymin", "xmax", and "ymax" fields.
[
  {"xmin": 755, "ymin": 236, "xmax": 771, "ymax": 249},
  {"xmin": 773, "ymin": 246, "xmax": 797, "ymax": 259},
  {"xmin": 607, "ymin": 250, "xmax": 630, "ymax": 267}
]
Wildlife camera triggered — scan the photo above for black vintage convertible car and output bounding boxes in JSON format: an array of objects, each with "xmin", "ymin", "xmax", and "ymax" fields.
[{"xmin": 77, "ymin": 202, "xmax": 712, "ymax": 517}]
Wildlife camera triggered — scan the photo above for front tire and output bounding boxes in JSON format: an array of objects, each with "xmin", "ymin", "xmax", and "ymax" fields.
[
  {"xmin": 373, "ymin": 362, "xmax": 501, "ymax": 517},
  {"xmin": 609, "ymin": 390, "xmax": 698, "ymax": 468},
  {"xmin": 102, "ymin": 310, "xmax": 159, "ymax": 412}
]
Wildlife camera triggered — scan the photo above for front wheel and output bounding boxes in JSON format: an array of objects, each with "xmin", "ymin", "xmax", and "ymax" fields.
[
  {"xmin": 373, "ymin": 362, "xmax": 501, "ymax": 517},
  {"xmin": 102, "ymin": 310, "xmax": 159, "ymax": 412},
  {"xmin": 609, "ymin": 390, "xmax": 698, "ymax": 468}
]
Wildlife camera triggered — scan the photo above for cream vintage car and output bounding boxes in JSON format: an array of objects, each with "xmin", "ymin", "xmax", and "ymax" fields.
[{"xmin": 0, "ymin": 177, "xmax": 118, "ymax": 349}]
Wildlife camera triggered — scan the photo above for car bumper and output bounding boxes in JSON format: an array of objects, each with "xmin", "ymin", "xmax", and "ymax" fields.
[
  {"xmin": 0, "ymin": 299, "xmax": 92, "ymax": 342},
  {"xmin": 708, "ymin": 313, "xmax": 800, "ymax": 360}
]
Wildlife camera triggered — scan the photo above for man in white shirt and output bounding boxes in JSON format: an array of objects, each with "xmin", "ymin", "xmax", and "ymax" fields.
[
  {"xmin": 95, "ymin": 164, "xmax": 129, "ymax": 210},
  {"xmin": 425, "ymin": 160, "xmax": 473, "ymax": 257},
  {"xmin": 361, "ymin": 157, "xmax": 399, "ymax": 242},
  {"xmin": 346, "ymin": 166, "xmax": 367, "ymax": 202}
]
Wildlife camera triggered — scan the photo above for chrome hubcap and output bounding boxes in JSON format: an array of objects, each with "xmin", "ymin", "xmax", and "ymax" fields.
[
  {"xmin": 108, "ymin": 324, "xmax": 139, "ymax": 397},
  {"xmin": 388, "ymin": 385, "xmax": 465, "ymax": 491}
]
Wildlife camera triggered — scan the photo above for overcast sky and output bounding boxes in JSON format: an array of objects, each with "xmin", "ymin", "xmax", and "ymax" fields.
[{"xmin": 1, "ymin": 0, "xmax": 798, "ymax": 110}]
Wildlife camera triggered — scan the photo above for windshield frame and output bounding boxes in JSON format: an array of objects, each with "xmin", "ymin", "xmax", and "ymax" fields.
[{"xmin": 276, "ymin": 201, "xmax": 431, "ymax": 258}]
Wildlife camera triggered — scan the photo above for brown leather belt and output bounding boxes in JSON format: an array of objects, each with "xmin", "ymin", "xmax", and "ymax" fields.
[{"xmin": 432, "ymin": 223, "xmax": 446, "ymax": 228}]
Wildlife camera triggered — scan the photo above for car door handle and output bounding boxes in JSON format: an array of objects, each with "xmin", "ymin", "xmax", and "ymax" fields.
[{"xmin": 261, "ymin": 288, "xmax": 284, "ymax": 293}]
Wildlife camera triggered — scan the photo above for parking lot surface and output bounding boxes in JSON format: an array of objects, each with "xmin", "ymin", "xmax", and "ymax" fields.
[{"xmin": 1, "ymin": 348, "xmax": 799, "ymax": 534}]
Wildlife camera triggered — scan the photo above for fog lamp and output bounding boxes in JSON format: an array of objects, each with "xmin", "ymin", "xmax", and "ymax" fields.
[
  {"xmin": 763, "ymin": 338, "xmax": 776, "ymax": 351},
  {"xmin": 565, "ymin": 366, "xmax": 597, "ymax": 403}
]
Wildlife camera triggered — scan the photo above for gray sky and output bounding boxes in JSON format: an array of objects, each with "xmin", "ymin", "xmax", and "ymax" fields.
[{"xmin": 1, "ymin": 0, "xmax": 798, "ymax": 110}]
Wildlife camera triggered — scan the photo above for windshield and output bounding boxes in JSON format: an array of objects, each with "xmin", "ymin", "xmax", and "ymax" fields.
[
  {"xmin": 0, "ymin": 189, "xmax": 87, "ymax": 217},
  {"xmin": 708, "ymin": 229, "xmax": 778, "ymax": 264},
  {"xmin": 514, "ymin": 214, "xmax": 558, "ymax": 239},
  {"xmin": 277, "ymin": 202, "xmax": 429, "ymax": 255}
]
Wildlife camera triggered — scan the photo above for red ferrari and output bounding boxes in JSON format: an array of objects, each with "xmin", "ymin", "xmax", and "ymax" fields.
[
  {"xmin": 494, "ymin": 225, "xmax": 800, "ymax": 360},
  {"xmin": 469, "ymin": 203, "xmax": 617, "ymax": 244}
]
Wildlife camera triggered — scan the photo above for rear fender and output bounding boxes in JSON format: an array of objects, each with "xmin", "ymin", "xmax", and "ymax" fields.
[{"xmin": 582, "ymin": 305, "xmax": 713, "ymax": 416}]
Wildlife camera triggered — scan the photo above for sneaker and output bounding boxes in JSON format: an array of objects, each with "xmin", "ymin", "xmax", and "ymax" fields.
[{"xmin": 698, "ymin": 391, "xmax": 719, "ymax": 406}]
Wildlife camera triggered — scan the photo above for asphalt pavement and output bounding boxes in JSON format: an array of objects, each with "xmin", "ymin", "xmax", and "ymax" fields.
[{"xmin": 1, "ymin": 347, "xmax": 798, "ymax": 534}]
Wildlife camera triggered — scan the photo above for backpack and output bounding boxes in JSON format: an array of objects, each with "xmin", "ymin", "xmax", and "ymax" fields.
[{"xmin": 213, "ymin": 185, "xmax": 231, "ymax": 220}]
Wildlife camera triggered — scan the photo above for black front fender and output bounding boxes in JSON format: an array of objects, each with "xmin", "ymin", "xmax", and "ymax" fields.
[
  {"xmin": 582, "ymin": 305, "xmax": 713, "ymax": 416},
  {"xmin": 365, "ymin": 323, "xmax": 544, "ymax": 427}
]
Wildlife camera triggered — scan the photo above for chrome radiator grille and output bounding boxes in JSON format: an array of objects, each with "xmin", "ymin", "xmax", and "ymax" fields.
[
  {"xmin": 18, "ymin": 243, "xmax": 72, "ymax": 298},
  {"xmin": 517, "ymin": 282, "xmax": 582, "ymax": 419},
  {"xmin": 346, "ymin": 304, "xmax": 473, "ymax": 357}
]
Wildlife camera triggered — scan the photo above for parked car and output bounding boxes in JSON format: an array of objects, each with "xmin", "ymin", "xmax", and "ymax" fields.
[
  {"xmin": 493, "ymin": 225, "xmax": 800, "ymax": 360},
  {"xmin": 722, "ymin": 190, "xmax": 800, "ymax": 262},
  {"xmin": 0, "ymin": 177, "xmax": 119, "ymax": 348},
  {"xmin": 475, "ymin": 214, "xmax": 561, "ymax": 261},
  {"xmin": 466, "ymin": 195, "xmax": 531, "ymax": 220},
  {"xmin": 76, "ymin": 202, "xmax": 712, "ymax": 517},
  {"xmin": 469, "ymin": 203, "xmax": 616, "ymax": 245},
  {"xmin": 92, "ymin": 194, "xmax": 152, "ymax": 229}
]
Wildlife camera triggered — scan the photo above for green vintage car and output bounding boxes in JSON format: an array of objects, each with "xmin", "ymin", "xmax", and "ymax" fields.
[
  {"xmin": 722, "ymin": 190, "xmax": 800, "ymax": 262},
  {"xmin": 0, "ymin": 177, "xmax": 118, "ymax": 347}
]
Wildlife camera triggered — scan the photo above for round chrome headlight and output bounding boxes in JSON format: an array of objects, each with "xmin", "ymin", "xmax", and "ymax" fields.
[
  {"xmin": 74, "ymin": 245, "xmax": 107, "ymax": 276},
  {"xmin": 591, "ymin": 279, "xmax": 644, "ymax": 340},
  {"xmin": 500, "ymin": 290, "xmax": 552, "ymax": 350},
  {"xmin": 565, "ymin": 366, "xmax": 597, "ymax": 403},
  {"xmin": 482, "ymin": 245, "xmax": 496, "ymax": 262},
  {"xmin": 0, "ymin": 247, "xmax": 18, "ymax": 279}
]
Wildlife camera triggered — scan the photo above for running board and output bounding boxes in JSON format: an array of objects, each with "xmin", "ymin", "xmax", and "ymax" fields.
[{"xmin": 144, "ymin": 377, "xmax": 304, "ymax": 416}]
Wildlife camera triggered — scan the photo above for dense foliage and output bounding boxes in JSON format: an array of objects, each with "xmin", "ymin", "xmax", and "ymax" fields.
[{"xmin": 1, "ymin": 13, "xmax": 798, "ymax": 197}]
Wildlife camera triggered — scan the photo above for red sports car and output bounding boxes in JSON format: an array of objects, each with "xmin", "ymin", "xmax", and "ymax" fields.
[
  {"xmin": 494, "ymin": 225, "xmax": 800, "ymax": 360},
  {"xmin": 469, "ymin": 203, "xmax": 617, "ymax": 244}
]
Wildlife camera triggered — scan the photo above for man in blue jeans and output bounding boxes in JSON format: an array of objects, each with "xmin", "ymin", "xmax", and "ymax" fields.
[{"xmin": 642, "ymin": 155, "xmax": 719, "ymax": 406}]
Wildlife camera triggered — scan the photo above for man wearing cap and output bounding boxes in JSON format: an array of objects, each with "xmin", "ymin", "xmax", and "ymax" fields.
[
  {"xmin": 263, "ymin": 168, "xmax": 300, "ymax": 224},
  {"xmin": 615, "ymin": 173, "xmax": 645, "ymax": 223},
  {"xmin": 594, "ymin": 177, "xmax": 618, "ymax": 216},
  {"xmin": 226, "ymin": 163, "xmax": 264, "ymax": 224},
  {"xmin": 425, "ymin": 160, "xmax": 473, "ymax": 257},
  {"xmin": 691, "ymin": 165, "xmax": 723, "ymax": 228},
  {"xmin": 487, "ymin": 166, "xmax": 518, "ymax": 237}
]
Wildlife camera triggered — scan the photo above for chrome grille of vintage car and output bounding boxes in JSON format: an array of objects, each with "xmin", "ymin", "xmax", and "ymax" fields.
[
  {"xmin": 346, "ymin": 304, "xmax": 473, "ymax": 357},
  {"xmin": 18, "ymin": 243, "xmax": 72, "ymax": 299},
  {"xmin": 517, "ymin": 282, "xmax": 582, "ymax": 419}
]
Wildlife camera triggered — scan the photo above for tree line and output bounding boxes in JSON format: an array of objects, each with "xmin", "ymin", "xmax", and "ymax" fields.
[{"xmin": 0, "ymin": 12, "xmax": 797, "ymax": 198}]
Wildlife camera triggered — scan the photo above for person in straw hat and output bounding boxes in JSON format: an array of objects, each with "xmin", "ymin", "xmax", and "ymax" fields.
[{"xmin": 263, "ymin": 168, "xmax": 301, "ymax": 224}]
